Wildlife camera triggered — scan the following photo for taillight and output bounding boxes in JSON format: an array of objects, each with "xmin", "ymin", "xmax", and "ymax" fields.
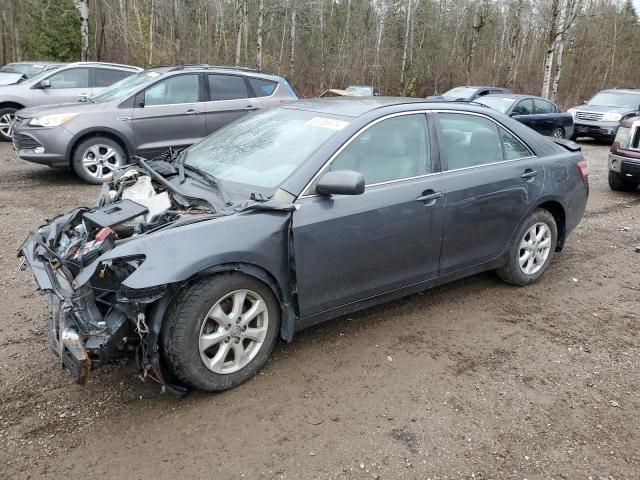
[{"xmin": 577, "ymin": 159, "xmax": 589, "ymax": 178}]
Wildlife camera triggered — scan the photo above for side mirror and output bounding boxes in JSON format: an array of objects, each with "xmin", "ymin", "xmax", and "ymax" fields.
[
  {"xmin": 38, "ymin": 79, "xmax": 51, "ymax": 89},
  {"xmin": 316, "ymin": 170, "xmax": 365, "ymax": 196}
]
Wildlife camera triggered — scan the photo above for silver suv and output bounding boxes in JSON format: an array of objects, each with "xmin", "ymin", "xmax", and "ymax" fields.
[
  {"xmin": 0, "ymin": 61, "xmax": 141, "ymax": 141},
  {"xmin": 568, "ymin": 89, "xmax": 640, "ymax": 142},
  {"xmin": 12, "ymin": 65, "xmax": 298, "ymax": 183}
]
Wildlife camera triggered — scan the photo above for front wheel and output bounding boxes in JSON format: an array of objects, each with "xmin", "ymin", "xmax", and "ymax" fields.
[
  {"xmin": 551, "ymin": 127, "xmax": 565, "ymax": 139},
  {"xmin": 72, "ymin": 136, "xmax": 125, "ymax": 184},
  {"xmin": 608, "ymin": 170, "xmax": 638, "ymax": 192},
  {"xmin": 161, "ymin": 273, "xmax": 280, "ymax": 392},
  {"xmin": 0, "ymin": 107, "xmax": 17, "ymax": 141},
  {"xmin": 496, "ymin": 209, "xmax": 558, "ymax": 286}
]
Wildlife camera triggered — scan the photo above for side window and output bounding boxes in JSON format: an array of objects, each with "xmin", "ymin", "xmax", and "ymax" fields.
[
  {"xmin": 500, "ymin": 128, "xmax": 532, "ymax": 160},
  {"xmin": 47, "ymin": 68, "xmax": 89, "ymax": 89},
  {"xmin": 144, "ymin": 74, "xmax": 199, "ymax": 106},
  {"xmin": 94, "ymin": 68, "xmax": 132, "ymax": 87},
  {"xmin": 438, "ymin": 113, "xmax": 503, "ymax": 170},
  {"xmin": 208, "ymin": 74, "xmax": 248, "ymax": 101},
  {"xmin": 330, "ymin": 114, "xmax": 431, "ymax": 185},
  {"xmin": 512, "ymin": 99, "xmax": 534, "ymax": 115},
  {"xmin": 533, "ymin": 98, "xmax": 557, "ymax": 114},
  {"xmin": 247, "ymin": 77, "xmax": 277, "ymax": 97}
]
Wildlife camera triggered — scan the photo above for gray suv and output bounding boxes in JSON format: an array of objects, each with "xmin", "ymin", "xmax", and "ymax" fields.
[
  {"xmin": 568, "ymin": 89, "xmax": 640, "ymax": 142},
  {"xmin": 12, "ymin": 65, "xmax": 298, "ymax": 183},
  {"xmin": 0, "ymin": 62, "xmax": 141, "ymax": 141}
]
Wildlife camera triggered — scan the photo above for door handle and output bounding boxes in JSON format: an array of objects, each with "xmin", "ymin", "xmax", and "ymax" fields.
[
  {"xmin": 521, "ymin": 169, "xmax": 539, "ymax": 179},
  {"xmin": 245, "ymin": 105, "xmax": 258, "ymax": 111},
  {"xmin": 184, "ymin": 109, "xmax": 200, "ymax": 115},
  {"xmin": 416, "ymin": 190, "xmax": 443, "ymax": 204}
]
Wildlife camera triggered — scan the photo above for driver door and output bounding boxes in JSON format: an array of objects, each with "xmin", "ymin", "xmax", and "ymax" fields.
[{"xmin": 292, "ymin": 113, "xmax": 445, "ymax": 320}]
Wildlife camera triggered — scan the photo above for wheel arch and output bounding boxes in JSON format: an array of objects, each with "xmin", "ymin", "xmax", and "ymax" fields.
[
  {"xmin": 0, "ymin": 101, "xmax": 26, "ymax": 111},
  {"xmin": 535, "ymin": 199, "xmax": 566, "ymax": 251},
  {"xmin": 66, "ymin": 127, "xmax": 134, "ymax": 166}
]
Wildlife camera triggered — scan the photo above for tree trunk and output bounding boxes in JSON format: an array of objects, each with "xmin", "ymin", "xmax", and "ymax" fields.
[
  {"xmin": 289, "ymin": 1, "xmax": 296, "ymax": 79},
  {"xmin": 550, "ymin": 0, "xmax": 568, "ymax": 102},
  {"xmin": 467, "ymin": 5, "xmax": 485, "ymax": 84},
  {"xmin": 234, "ymin": 0, "xmax": 243, "ymax": 66},
  {"xmin": 400, "ymin": 0, "xmax": 411, "ymax": 89},
  {"xmin": 374, "ymin": 1, "xmax": 386, "ymax": 86},
  {"xmin": 148, "ymin": 0, "xmax": 154, "ymax": 66},
  {"xmin": 256, "ymin": 0, "xmax": 264, "ymax": 70},
  {"xmin": 74, "ymin": 0, "xmax": 90, "ymax": 61},
  {"xmin": 541, "ymin": 0, "xmax": 560, "ymax": 99}
]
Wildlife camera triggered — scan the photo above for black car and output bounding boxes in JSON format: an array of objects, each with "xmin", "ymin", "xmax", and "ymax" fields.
[
  {"xmin": 474, "ymin": 94, "xmax": 574, "ymax": 139},
  {"xmin": 427, "ymin": 85, "xmax": 511, "ymax": 102},
  {"xmin": 20, "ymin": 98, "xmax": 589, "ymax": 393}
]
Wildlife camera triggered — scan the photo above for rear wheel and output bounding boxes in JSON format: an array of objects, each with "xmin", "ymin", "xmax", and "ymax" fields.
[
  {"xmin": 162, "ymin": 273, "xmax": 280, "ymax": 392},
  {"xmin": 551, "ymin": 127, "xmax": 564, "ymax": 139},
  {"xmin": 0, "ymin": 107, "xmax": 17, "ymax": 141},
  {"xmin": 72, "ymin": 136, "xmax": 125, "ymax": 184},
  {"xmin": 496, "ymin": 209, "xmax": 557, "ymax": 286},
  {"xmin": 608, "ymin": 170, "xmax": 638, "ymax": 192}
]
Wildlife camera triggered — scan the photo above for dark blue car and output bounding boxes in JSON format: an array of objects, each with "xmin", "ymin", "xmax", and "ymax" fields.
[
  {"xmin": 21, "ymin": 98, "xmax": 589, "ymax": 393},
  {"xmin": 474, "ymin": 94, "xmax": 574, "ymax": 139}
]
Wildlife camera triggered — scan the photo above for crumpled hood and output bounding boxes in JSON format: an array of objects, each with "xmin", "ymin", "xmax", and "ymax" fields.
[{"xmin": 18, "ymin": 100, "xmax": 112, "ymax": 118}]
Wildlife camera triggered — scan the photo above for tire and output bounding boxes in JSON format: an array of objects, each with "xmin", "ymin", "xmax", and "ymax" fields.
[
  {"xmin": 0, "ymin": 107, "xmax": 17, "ymax": 141},
  {"xmin": 161, "ymin": 273, "xmax": 280, "ymax": 392},
  {"xmin": 496, "ymin": 208, "xmax": 558, "ymax": 286},
  {"xmin": 608, "ymin": 170, "xmax": 638, "ymax": 192},
  {"xmin": 72, "ymin": 136, "xmax": 126, "ymax": 184},
  {"xmin": 551, "ymin": 127, "xmax": 565, "ymax": 139}
]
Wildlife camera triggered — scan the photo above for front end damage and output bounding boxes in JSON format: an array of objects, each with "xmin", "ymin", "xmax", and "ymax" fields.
[{"xmin": 19, "ymin": 164, "xmax": 220, "ymax": 393}]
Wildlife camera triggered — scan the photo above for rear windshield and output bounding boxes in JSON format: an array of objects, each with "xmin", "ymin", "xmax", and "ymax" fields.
[{"xmin": 474, "ymin": 97, "xmax": 515, "ymax": 113}]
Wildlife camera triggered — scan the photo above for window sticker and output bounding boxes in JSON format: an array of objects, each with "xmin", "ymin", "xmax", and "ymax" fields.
[{"xmin": 306, "ymin": 117, "xmax": 350, "ymax": 131}]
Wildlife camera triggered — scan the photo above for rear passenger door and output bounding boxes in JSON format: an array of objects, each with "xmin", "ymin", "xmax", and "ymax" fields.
[
  {"xmin": 204, "ymin": 74, "xmax": 259, "ymax": 135},
  {"xmin": 92, "ymin": 67, "xmax": 135, "ymax": 94},
  {"xmin": 132, "ymin": 73, "xmax": 205, "ymax": 158},
  {"xmin": 436, "ymin": 112, "xmax": 543, "ymax": 275},
  {"xmin": 532, "ymin": 98, "xmax": 558, "ymax": 136}
]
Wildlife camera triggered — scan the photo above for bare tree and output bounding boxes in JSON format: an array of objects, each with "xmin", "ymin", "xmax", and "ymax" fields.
[{"xmin": 73, "ymin": 0, "xmax": 90, "ymax": 61}]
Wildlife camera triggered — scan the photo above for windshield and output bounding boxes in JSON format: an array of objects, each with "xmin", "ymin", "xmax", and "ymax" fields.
[
  {"xmin": 346, "ymin": 86, "xmax": 373, "ymax": 95},
  {"xmin": 474, "ymin": 96, "xmax": 515, "ymax": 113},
  {"xmin": 0, "ymin": 63, "xmax": 46, "ymax": 77},
  {"xmin": 90, "ymin": 70, "xmax": 162, "ymax": 103},
  {"xmin": 588, "ymin": 92, "xmax": 640, "ymax": 109},
  {"xmin": 442, "ymin": 87, "xmax": 476, "ymax": 100},
  {"xmin": 184, "ymin": 108, "xmax": 351, "ymax": 191}
]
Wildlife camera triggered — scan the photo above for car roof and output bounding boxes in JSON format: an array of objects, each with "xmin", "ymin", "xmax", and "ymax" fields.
[
  {"xmin": 63, "ymin": 61, "xmax": 141, "ymax": 71},
  {"xmin": 482, "ymin": 93, "xmax": 553, "ymax": 102},
  {"xmin": 145, "ymin": 64, "xmax": 282, "ymax": 81},
  {"xmin": 7, "ymin": 61, "xmax": 64, "ymax": 66},
  {"xmin": 281, "ymin": 96, "xmax": 518, "ymax": 118}
]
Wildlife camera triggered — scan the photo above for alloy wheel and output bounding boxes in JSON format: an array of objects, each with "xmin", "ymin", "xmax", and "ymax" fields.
[
  {"xmin": 0, "ymin": 112, "xmax": 15, "ymax": 138},
  {"xmin": 82, "ymin": 144, "xmax": 122, "ymax": 181},
  {"xmin": 198, "ymin": 289, "xmax": 269, "ymax": 374},
  {"xmin": 552, "ymin": 128, "xmax": 564, "ymax": 138},
  {"xmin": 518, "ymin": 222, "xmax": 552, "ymax": 275}
]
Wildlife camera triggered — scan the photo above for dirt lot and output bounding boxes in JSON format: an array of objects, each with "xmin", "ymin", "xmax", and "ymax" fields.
[{"xmin": 0, "ymin": 141, "xmax": 638, "ymax": 480}]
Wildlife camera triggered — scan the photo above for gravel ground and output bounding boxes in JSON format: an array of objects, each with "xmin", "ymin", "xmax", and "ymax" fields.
[{"xmin": 0, "ymin": 140, "xmax": 638, "ymax": 480}]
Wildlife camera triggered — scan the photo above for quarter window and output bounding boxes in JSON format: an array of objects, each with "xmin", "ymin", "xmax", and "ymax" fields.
[
  {"xmin": 533, "ymin": 98, "xmax": 557, "ymax": 114},
  {"xmin": 512, "ymin": 99, "xmax": 534, "ymax": 115},
  {"xmin": 47, "ymin": 68, "xmax": 89, "ymax": 89},
  {"xmin": 144, "ymin": 74, "xmax": 199, "ymax": 106},
  {"xmin": 330, "ymin": 114, "xmax": 431, "ymax": 185},
  {"xmin": 500, "ymin": 127, "xmax": 531, "ymax": 160},
  {"xmin": 94, "ymin": 68, "xmax": 133, "ymax": 87},
  {"xmin": 438, "ymin": 113, "xmax": 503, "ymax": 169},
  {"xmin": 247, "ymin": 77, "xmax": 277, "ymax": 97},
  {"xmin": 208, "ymin": 74, "xmax": 248, "ymax": 101}
]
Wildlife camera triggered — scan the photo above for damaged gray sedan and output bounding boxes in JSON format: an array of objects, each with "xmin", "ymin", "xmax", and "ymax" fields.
[{"xmin": 20, "ymin": 98, "xmax": 589, "ymax": 393}]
